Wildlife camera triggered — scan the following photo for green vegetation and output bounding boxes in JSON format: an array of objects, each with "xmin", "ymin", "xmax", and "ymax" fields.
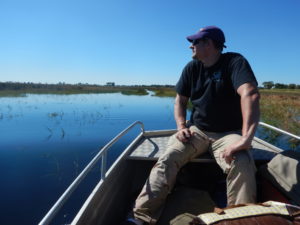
[
  {"xmin": 262, "ymin": 81, "xmax": 300, "ymax": 89},
  {"xmin": 259, "ymin": 88, "xmax": 300, "ymax": 135},
  {"xmin": 0, "ymin": 82, "xmax": 172, "ymax": 97},
  {"xmin": 121, "ymin": 88, "xmax": 148, "ymax": 96},
  {"xmin": 260, "ymin": 90, "xmax": 300, "ymax": 134},
  {"xmin": 260, "ymin": 88, "xmax": 300, "ymax": 96},
  {"xmin": 259, "ymin": 90, "xmax": 300, "ymax": 149},
  {"xmin": 148, "ymin": 86, "xmax": 176, "ymax": 97},
  {"xmin": 0, "ymin": 91, "xmax": 27, "ymax": 97}
]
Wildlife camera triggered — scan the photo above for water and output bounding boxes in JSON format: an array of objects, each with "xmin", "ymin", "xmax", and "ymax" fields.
[
  {"xmin": 0, "ymin": 93, "xmax": 298, "ymax": 225},
  {"xmin": 0, "ymin": 93, "xmax": 176, "ymax": 225}
]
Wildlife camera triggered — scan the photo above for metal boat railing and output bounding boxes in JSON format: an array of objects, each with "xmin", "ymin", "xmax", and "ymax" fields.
[
  {"xmin": 259, "ymin": 122, "xmax": 300, "ymax": 140},
  {"xmin": 38, "ymin": 121, "xmax": 145, "ymax": 225}
]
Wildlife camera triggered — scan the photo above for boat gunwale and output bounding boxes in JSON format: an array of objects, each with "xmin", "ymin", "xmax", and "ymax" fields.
[{"xmin": 71, "ymin": 131, "xmax": 145, "ymax": 225}]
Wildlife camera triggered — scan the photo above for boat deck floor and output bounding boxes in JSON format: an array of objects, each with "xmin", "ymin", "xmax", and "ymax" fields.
[{"xmin": 129, "ymin": 130, "xmax": 282, "ymax": 162}]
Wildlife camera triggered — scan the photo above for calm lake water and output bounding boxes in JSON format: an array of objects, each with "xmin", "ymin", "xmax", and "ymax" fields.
[
  {"xmin": 0, "ymin": 93, "xmax": 176, "ymax": 225},
  {"xmin": 0, "ymin": 93, "xmax": 298, "ymax": 225}
]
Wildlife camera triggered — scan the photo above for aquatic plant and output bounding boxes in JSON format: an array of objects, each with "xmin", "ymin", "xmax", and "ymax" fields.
[
  {"xmin": 45, "ymin": 126, "xmax": 53, "ymax": 141},
  {"xmin": 48, "ymin": 112, "xmax": 59, "ymax": 118},
  {"xmin": 121, "ymin": 88, "xmax": 148, "ymax": 95},
  {"xmin": 48, "ymin": 111, "xmax": 64, "ymax": 120},
  {"xmin": 61, "ymin": 128, "xmax": 65, "ymax": 139}
]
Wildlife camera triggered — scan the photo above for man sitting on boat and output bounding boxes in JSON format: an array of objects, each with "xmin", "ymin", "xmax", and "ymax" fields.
[{"xmin": 125, "ymin": 25, "xmax": 260, "ymax": 225}]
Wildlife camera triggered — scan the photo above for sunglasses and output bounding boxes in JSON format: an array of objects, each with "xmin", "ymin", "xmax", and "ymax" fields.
[
  {"xmin": 192, "ymin": 38, "xmax": 209, "ymax": 46},
  {"xmin": 192, "ymin": 39, "xmax": 202, "ymax": 46}
]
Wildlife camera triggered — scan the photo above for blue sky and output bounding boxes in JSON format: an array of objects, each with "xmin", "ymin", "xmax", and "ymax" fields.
[{"xmin": 0, "ymin": 0, "xmax": 299, "ymax": 86}]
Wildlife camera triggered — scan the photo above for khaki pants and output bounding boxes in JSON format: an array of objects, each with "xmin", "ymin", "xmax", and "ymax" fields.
[{"xmin": 133, "ymin": 126, "xmax": 257, "ymax": 224}]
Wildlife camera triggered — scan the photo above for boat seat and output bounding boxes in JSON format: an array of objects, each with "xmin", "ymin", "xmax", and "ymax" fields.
[{"xmin": 128, "ymin": 132, "xmax": 282, "ymax": 162}]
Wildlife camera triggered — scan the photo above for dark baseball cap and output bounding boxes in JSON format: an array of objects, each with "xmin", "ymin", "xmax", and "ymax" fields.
[{"xmin": 187, "ymin": 26, "xmax": 226, "ymax": 47}]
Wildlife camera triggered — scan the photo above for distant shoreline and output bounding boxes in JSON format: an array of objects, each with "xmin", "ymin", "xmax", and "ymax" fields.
[
  {"xmin": 0, "ymin": 82, "xmax": 176, "ymax": 97},
  {"xmin": 0, "ymin": 82, "xmax": 299, "ymax": 136},
  {"xmin": 1, "ymin": 81, "xmax": 299, "ymax": 97}
]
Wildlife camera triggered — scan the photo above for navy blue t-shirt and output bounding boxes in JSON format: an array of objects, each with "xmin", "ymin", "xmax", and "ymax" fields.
[{"xmin": 176, "ymin": 52, "xmax": 257, "ymax": 132}]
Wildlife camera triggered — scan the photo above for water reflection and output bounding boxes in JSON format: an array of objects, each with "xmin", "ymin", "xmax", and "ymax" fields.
[{"xmin": 256, "ymin": 126, "xmax": 300, "ymax": 151}]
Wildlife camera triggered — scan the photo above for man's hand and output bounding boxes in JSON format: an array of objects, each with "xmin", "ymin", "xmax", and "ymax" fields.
[
  {"xmin": 176, "ymin": 128, "xmax": 192, "ymax": 142},
  {"xmin": 222, "ymin": 146, "xmax": 236, "ymax": 164},
  {"xmin": 221, "ymin": 136, "xmax": 252, "ymax": 164}
]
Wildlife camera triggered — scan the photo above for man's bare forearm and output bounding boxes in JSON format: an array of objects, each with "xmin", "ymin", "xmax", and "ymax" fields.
[
  {"xmin": 222, "ymin": 83, "xmax": 260, "ymax": 163},
  {"xmin": 174, "ymin": 94, "xmax": 189, "ymax": 130},
  {"xmin": 238, "ymin": 83, "xmax": 260, "ymax": 148},
  {"xmin": 174, "ymin": 94, "xmax": 192, "ymax": 142}
]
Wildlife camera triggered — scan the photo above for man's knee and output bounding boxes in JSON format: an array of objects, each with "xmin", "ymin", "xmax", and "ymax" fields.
[
  {"xmin": 157, "ymin": 148, "xmax": 187, "ymax": 170},
  {"xmin": 232, "ymin": 151, "xmax": 256, "ymax": 174}
]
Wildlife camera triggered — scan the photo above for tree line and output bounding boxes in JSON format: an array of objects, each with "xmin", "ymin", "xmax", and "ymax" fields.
[
  {"xmin": 0, "ymin": 81, "xmax": 175, "ymax": 92},
  {"xmin": 0, "ymin": 81, "xmax": 98, "ymax": 91},
  {"xmin": 261, "ymin": 81, "xmax": 300, "ymax": 89},
  {"xmin": 0, "ymin": 81, "xmax": 298, "ymax": 91}
]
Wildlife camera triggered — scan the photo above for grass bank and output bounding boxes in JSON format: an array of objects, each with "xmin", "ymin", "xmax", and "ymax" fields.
[
  {"xmin": 121, "ymin": 88, "xmax": 148, "ymax": 95},
  {"xmin": 260, "ymin": 90, "xmax": 300, "ymax": 135},
  {"xmin": 0, "ymin": 86, "xmax": 149, "ymax": 97},
  {"xmin": 148, "ymin": 87, "xmax": 176, "ymax": 97},
  {"xmin": 260, "ymin": 88, "xmax": 300, "ymax": 96}
]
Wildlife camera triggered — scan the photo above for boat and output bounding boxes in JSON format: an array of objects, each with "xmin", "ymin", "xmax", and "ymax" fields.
[{"xmin": 39, "ymin": 121, "xmax": 300, "ymax": 225}]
